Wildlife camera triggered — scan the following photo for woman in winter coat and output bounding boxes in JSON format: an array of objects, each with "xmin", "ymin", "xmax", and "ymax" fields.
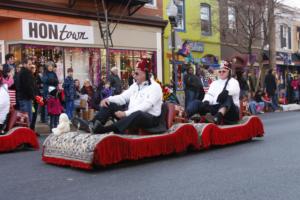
[
  {"xmin": 30, "ymin": 64, "xmax": 42, "ymax": 130},
  {"xmin": 80, "ymin": 79, "xmax": 95, "ymax": 109},
  {"xmin": 42, "ymin": 61, "xmax": 58, "ymax": 99}
]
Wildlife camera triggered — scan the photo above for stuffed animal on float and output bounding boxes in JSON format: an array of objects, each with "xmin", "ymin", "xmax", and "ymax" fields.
[{"xmin": 52, "ymin": 113, "xmax": 70, "ymax": 135}]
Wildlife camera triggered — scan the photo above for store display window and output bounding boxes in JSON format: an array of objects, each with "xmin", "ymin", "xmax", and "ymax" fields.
[
  {"xmin": 109, "ymin": 49, "xmax": 156, "ymax": 88},
  {"xmin": 64, "ymin": 48, "xmax": 101, "ymax": 86},
  {"xmin": 9, "ymin": 44, "xmax": 102, "ymax": 86},
  {"xmin": 9, "ymin": 45, "xmax": 157, "ymax": 89},
  {"xmin": 9, "ymin": 44, "xmax": 64, "ymax": 80}
]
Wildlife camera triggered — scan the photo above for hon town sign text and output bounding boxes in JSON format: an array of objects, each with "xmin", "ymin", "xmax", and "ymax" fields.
[{"xmin": 22, "ymin": 20, "xmax": 94, "ymax": 44}]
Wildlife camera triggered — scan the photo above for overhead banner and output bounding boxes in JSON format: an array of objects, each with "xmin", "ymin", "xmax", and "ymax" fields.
[{"xmin": 22, "ymin": 19, "xmax": 94, "ymax": 44}]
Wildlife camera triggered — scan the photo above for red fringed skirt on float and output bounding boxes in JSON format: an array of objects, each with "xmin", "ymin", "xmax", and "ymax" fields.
[
  {"xmin": 0, "ymin": 127, "xmax": 40, "ymax": 153},
  {"xmin": 42, "ymin": 116, "xmax": 264, "ymax": 170}
]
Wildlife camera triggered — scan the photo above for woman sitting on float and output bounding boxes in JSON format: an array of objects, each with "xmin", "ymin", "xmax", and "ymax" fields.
[{"xmin": 186, "ymin": 60, "xmax": 240, "ymax": 125}]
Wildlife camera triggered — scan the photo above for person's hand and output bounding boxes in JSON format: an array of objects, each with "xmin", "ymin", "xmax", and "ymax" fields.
[
  {"xmin": 100, "ymin": 98, "xmax": 110, "ymax": 108},
  {"xmin": 203, "ymin": 100, "xmax": 209, "ymax": 106},
  {"xmin": 115, "ymin": 111, "xmax": 126, "ymax": 119},
  {"xmin": 217, "ymin": 90, "xmax": 229, "ymax": 104}
]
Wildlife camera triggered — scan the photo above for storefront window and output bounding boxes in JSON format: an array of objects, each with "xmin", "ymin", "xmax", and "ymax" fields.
[
  {"xmin": 8, "ymin": 44, "xmax": 157, "ymax": 89},
  {"xmin": 64, "ymin": 48, "xmax": 101, "ymax": 85},
  {"xmin": 109, "ymin": 49, "xmax": 157, "ymax": 88},
  {"xmin": 9, "ymin": 44, "xmax": 102, "ymax": 86}
]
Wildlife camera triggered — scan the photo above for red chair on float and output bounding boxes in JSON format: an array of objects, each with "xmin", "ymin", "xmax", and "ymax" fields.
[{"xmin": 0, "ymin": 91, "xmax": 39, "ymax": 153}]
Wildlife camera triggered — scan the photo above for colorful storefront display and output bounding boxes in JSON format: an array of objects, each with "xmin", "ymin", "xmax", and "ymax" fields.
[
  {"xmin": 8, "ymin": 44, "xmax": 157, "ymax": 87},
  {"xmin": 163, "ymin": 0, "xmax": 221, "ymax": 86},
  {"xmin": 0, "ymin": 9, "xmax": 163, "ymax": 87}
]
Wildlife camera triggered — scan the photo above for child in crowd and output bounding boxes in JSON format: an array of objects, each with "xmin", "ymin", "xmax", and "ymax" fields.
[
  {"xmin": 248, "ymin": 90, "xmax": 265, "ymax": 115},
  {"xmin": 101, "ymin": 81, "xmax": 112, "ymax": 99},
  {"xmin": 241, "ymin": 95, "xmax": 251, "ymax": 116},
  {"xmin": 47, "ymin": 86, "xmax": 64, "ymax": 132},
  {"xmin": 63, "ymin": 68, "xmax": 75, "ymax": 119}
]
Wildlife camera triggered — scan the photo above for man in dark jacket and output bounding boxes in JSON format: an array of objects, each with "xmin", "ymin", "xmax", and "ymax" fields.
[
  {"xmin": 3, "ymin": 53, "xmax": 15, "ymax": 77},
  {"xmin": 63, "ymin": 68, "xmax": 76, "ymax": 119},
  {"xmin": 264, "ymin": 69, "xmax": 279, "ymax": 110},
  {"xmin": 184, "ymin": 66, "xmax": 203, "ymax": 108},
  {"xmin": 108, "ymin": 67, "xmax": 122, "ymax": 95},
  {"xmin": 17, "ymin": 59, "xmax": 35, "ymax": 123}
]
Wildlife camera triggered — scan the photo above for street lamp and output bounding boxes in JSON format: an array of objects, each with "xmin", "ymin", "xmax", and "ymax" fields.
[{"xmin": 167, "ymin": 0, "xmax": 178, "ymax": 95}]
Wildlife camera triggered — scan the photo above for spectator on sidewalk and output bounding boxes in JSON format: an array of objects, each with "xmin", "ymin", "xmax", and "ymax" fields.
[
  {"xmin": 3, "ymin": 53, "xmax": 15, "ymax": 75},
  {"xmin": 74, "ymin": 79, "xmax": 81, "ymax": 115},
  {"xmin": 264, "ymin": 69, "xmax": 279, "ymax": 110},
  {"xmin": 42, "ymin": 61, "xmax": 59, "ymax": 99},
  {"xmin": 128, "ymin": 71, "xmax": 135, "ymax": 86},
  {"xmin": 63, "ymin": 68, "xmax": 76, "ymax": 119},
  {"xmin": 30, "ymin": 64, "xmax": 42, "ymax": 130},
  {"xmin": 42, "ymin": 61, "xmax": 59, "ymax": 122},
  {"xmin": 81, "ymin": 79, "xmax": 95, "ymax": 109},
  {"xmin": 109, "ymin": 67, "xmax": 122, "ymax": 95},
  {"xmin": 237, "ymin": 71, "xmax": 250, "ymax": 99},
  {"xmin": 184, "ymin": 66, "xmax": 204, "ymax": 108},
  {"xmin": 291, "ymin": 75, "xmax": 299, "ymax": 104},
  {"xmin": 47, "ymin": 86, "xmax": 64, "ymax": 131},
  {"xmin": 248, "ymin": 90, "xmax": 266, "ymax": 115},
  {"xmin": 101, "ymin": 81, "xmax": 113, "ymax": 99},
  {"xmin": 16, "ymin": 59, "xmax": 35, "ymax": 123},
  {"xmin": 2, "ymin": 67, "xmax": 14, "ymax": 89}
]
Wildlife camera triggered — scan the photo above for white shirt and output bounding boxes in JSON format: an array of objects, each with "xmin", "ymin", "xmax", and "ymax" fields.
[
  {"xmin": 0, "ymin": 84, "xmax": 10, "ymax": 124},
  {"xmin": 108, "ymin": 79, "xmax": 163, "ymax": 117},
  {"xmin": 203, "ymin": 78, "xmax": 240, "ymax": 107}
]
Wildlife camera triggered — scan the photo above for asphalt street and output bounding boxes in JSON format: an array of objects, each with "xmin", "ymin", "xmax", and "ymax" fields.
[{"xmin": 0, "ymin": 111, "xmax": 300, "ymax": 200}]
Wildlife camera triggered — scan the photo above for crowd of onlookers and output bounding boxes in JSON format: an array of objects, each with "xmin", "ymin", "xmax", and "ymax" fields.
[
  {"xmin": 1, "ymin": 52, "xmax": 300, "ymax": 134},
  {"xmin": 0, "ymin": 53, "xmax": 125, "ymax": 134},
  {"xmin": 183, "ymin": 65, "xmax": 300, "ymax": 116}
]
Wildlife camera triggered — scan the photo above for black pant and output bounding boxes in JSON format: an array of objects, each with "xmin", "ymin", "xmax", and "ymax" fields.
[
  {"xmin": 30, "ymin": 101, "xmax": 39, "ymax": 130},
  {"xmin": 93, "ymin": 103, "xmax": 160, "ymax": 133},
  {"xmin": 187, "ymin": 96, "xmax": 240, "ymax": 123}
]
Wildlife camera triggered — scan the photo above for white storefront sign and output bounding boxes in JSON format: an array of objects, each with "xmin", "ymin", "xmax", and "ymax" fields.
[{"xmin": 22, "ymin": 19, "xmax": 94, "ymax": 44}]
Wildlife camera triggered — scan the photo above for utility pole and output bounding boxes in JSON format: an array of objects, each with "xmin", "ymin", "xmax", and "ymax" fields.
[{"xmin": 268, "ymin": 0, "xmax": 276, "ymax": 72}]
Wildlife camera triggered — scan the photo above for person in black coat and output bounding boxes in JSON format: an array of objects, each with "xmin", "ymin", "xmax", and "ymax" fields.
[
  {"xmin": 16, "ymin": 60, "xmax": 35, "ymax": 123},
  {"xmin": 108, "ymin": 67, "xmax": 122, "ymax": 95},
  {"xmin": 184, "ymin": 66, "xmax": 203, "ymax": 108},
  {"xmin": 236, "ymin": 71, "xmax": 249, "ymax": 99},
  {"xmin": 30, "ymin": 64, "xmax": 42, "ymax": 130},
  {"xmin": 264, "ymin": 69, "xmax": 279, "ymax": 110}
]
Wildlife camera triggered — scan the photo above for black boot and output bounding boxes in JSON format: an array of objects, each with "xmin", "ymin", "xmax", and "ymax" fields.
[
  {"xmin": 92, "ymin": 121, "xmax": 118, "ymax": 134},
  {"xmin": 71, "ymin": 117, "xmax": 91, "ymax": 132},
  {"xmin": 205, "ymin": 112, "xmax": 223, "ymax": 125}
]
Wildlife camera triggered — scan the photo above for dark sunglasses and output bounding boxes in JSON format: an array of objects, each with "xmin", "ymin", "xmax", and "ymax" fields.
[{"xmin": 218, "ymin": 70, "xmax": 227, "ymax": 74}]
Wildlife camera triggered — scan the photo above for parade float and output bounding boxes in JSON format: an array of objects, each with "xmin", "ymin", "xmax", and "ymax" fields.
[
  {"xmin": 0, "ymin": 107, "xmax": 39, "ymax": 153},
  {"xmin": 42, "ymin": 103, "xmax": 264, "ymax": 170}
]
